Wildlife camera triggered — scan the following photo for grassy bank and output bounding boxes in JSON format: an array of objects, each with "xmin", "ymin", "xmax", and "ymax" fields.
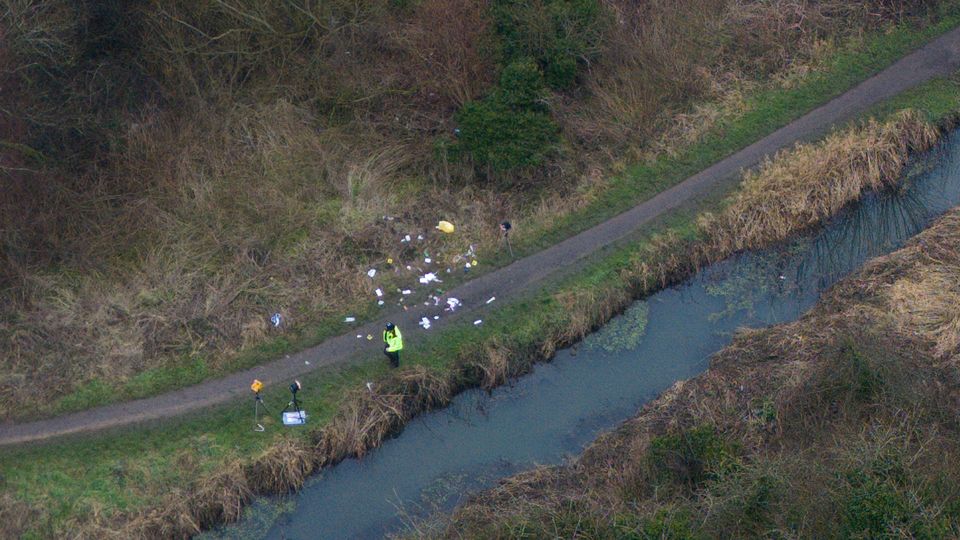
[
  {"xmin": 440, "ymin": 186, "xmax": 960, "ymax": 540},
  {"xmin": 2, "ymin": 83, "xmax": 956, "ymax": 537},
  {"xmin": 18, "ymin": 7, "xmax": 960, "ymax": 423},
  {"xmin": 3, "ymin": 1, "xmax": 958, "ymax": 420}
]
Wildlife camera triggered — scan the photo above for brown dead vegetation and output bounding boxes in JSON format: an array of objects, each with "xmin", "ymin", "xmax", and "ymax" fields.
[
  {"xmin": 441, "ymin": 172, "xmax": 960, "ymax": 540},
  {"xmin": 698, "ymin": 110, "xmax": 940, "ymax": 255},
  {"xmin": 0, "ymin": 0, "xmax": 941, "ymax": 419},
  {"xmin": 57, "ymin": 107, "xmax": 951, "ymax": 539}
]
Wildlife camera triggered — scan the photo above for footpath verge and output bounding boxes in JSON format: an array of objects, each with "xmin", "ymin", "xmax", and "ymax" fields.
[{"xmin": 4, "ymin": 26, "xmax": 960, "ymax": 449}]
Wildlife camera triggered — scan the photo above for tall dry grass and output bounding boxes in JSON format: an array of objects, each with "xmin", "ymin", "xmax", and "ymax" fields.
[
  {"xmin": 698, "ymin": 110, "xmax": 939, "ymax": 256},
  {"xmin": 442, "ymin": 200, "xmax": 960, "ymax": 540},
  {"xmin": 0, "ymin": 0, "xmax": 942, "ymax": 420},
  {"xmin": 48, "ymin": 105, "xmax": 951, "ymax": 539}
]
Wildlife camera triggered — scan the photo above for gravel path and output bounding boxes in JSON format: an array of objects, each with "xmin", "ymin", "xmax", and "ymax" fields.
[{"xmin": 4, "ymin": 27, "xmax": 960, "ymax": 447}]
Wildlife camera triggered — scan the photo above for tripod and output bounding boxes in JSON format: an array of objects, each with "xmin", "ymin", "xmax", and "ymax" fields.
[
  {"xmin": 499, "ymin": 221, "xmax": 514, "ymax": 258},
  {"xmin": 253, "ymin": 391, "xmax": 271, "ymax": 432},
  {"xmin": 282, "ymin": 393, "xmax": 305, "ymax": 423}
]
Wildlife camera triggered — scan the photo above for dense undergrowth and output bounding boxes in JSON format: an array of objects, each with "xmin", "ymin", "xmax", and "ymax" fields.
[
  {"xmin": 439, "ymin": 197, "xmax": 960, "ymax": 540},
  {"xmin": 0, "ymin": 0, "xmax": 953, "ymax": 419},
  {"xmin": 0, "ymin": 91, "xmax": 951, "ymax": 537}
]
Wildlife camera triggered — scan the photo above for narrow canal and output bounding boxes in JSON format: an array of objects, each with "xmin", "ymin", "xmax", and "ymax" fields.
[{"xmin": 207, "ymin": 132, "xmax": 960, "ymax": 540}]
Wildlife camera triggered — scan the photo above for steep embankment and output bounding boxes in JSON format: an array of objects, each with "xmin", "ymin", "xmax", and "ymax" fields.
[
  {"xmin": 440, "ymin": 155, "xmax": 960, "ymax": 539},
  {"xmin": 1, "ymin": 110, "xmax": 943, "ymax": 538},
  {"xmin": 1, "ymin": 0, "xmax": 954, "ymax": 421}
]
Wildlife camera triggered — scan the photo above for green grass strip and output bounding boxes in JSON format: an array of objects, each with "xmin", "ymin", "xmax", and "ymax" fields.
[{"xmin": 6, "ymin": 74, "xmax": 960, "ymax": 537}]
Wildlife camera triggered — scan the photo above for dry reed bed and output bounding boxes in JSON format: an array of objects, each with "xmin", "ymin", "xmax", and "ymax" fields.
[
  {"xmin": 448, "ymin": 208, "xmax": 960, "ymax": 533},
  {"xmin": 0, "ymin": 0, "xmax": 932, "ymax": 418},
  {"xmin": 48, "ymin": 111, "xmax": 946, "ymax": 538},
  {"xmin": 444, "ymin": 139, "xmax": 960, "ymax": 539}
]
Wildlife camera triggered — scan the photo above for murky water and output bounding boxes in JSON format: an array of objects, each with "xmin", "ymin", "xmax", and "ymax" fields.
[{"xmin": 206, "ymin": 133, "xmax": 960, "ymax": 540}]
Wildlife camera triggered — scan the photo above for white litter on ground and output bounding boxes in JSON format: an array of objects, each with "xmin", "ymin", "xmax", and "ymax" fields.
[
  {"xmin": 378, "ymin": 300, "xmax": 384, "ymax": 306},
  {"xmin": 424, "ymin": 257, "xmax": 432, "ymax": 264},
  {"xmin": 446, "ymin": 298, "xmax": 461, "ymax": 311},
  {"xmin": 305, "ymin": 360, "xmax": 310, "ymax": 365},
  {"xmin": 418, "ymin": 272, "xmax": 441, "ymax": 284},
  {"xmin": 402, "ymin": 289, "xmax": 412, "ymax": 295},
  {"xmin": 366, "ymin": 382, "xmax": 374, "ymax": 391},
  {"xmin": 419, "ymin": 317, "xmax": 431, "ymax": 329},
  {"xmin": 417, "ymin": 234, "xmax": 424, "ymax": 241},
  {"xmin": 486, "ymin": 296, "xmax": 496, "ymax": 304},
  {"xmin": 367, "ymin": 269, "xmax": 377, "ymax": 278},
  {"xmin": 402, "ymin": 234, "xmax": 411, "ymax": 243},
  {"xmin": 344, "ymin": 316, "xmax": 356, "ymax": 322},
  {"xmin": 375, "ymin": 288, "xmax": 383, "ymax": 297},
  {"xmin": 357, "ymin": 334, "xmax": 363, "ymax": 338},
  {"xmin": 473, "ymin": 319, "xmax": 483, "ymax": 325},
  {"xmin": 271, "ymin": 313, "xmax": 282, "ymax": 327},
  {"xmin": 433, "ymin": 315, "xmax": 439, "ymax": 320}
]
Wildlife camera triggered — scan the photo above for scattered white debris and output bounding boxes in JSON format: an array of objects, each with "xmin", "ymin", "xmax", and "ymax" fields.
[
  {"xmin": 486, "ymin": 296, "xmax": 496, "ymax": 304},
  {"xmin": 465, "ymin": 262, "xmax": 472, "ymax": 269},
  {"xmin": 357, "ymin": 334, "xmax": 363, "ymax": 339},
  {"xmin": 305, "ymin": 360, "xmax": 310, "ymax": 365},
  {"xmin": 446, "ymin": 298, "xmax": 462, "ymax": 311},
  {"xmin": 473, "ymin": 319, "xmax": 483, "ymax": 325},
  {"xmin": 779, "ymin": 275, "xmax": 786, "ymax": 280},
  {"xmin": 417, "ymin": 234, "xmax": 424, "ymax": 241},
  {"xmin": 378, "ymin": 300, "xmax": 385, "ymax": 306},
  {"xmin": 402, "ymin": 289, "xmax": 412, "ymax": 295},
  {"xmin": 419, "ymin": 317, "xmax": 432, "ymax": 329},
  {"xmin": 367, "ymin": 269, "xmax": 377, "ymax": 278},
  {"xmin": 366, "ymin": 381, "xmax": 374, "ymax": 391},
  {"xmin": 406, "ymin": 265, "xmax": 412, "ymax": 270},
  {"xmin": 271, "ymin": 313, "xmax": 282, "ymax": 327},
  {"xmin": 424, "ymin": 257, "xmax": 432, "ymax": 264},
  {"xmin": 419, "ymin": 272, "xmax": 441, "ymax": 285},
  {"xmin": 433, "ymin": 315, "xmax": 439, "ymax": 320},
  {"xmin": 402, "ymin": 234, "xmax": 411, "ymax": 243},
  {"xmin": 344, "ymin": 316, "xmax": 356, "ymax": 322},
  {"xmin": 446, "ymin": 268, "xmax": 452, "ymax": 273},
  {"xmin": 375, "ymin": 288, "xmax": 383, "ymax": 297}
]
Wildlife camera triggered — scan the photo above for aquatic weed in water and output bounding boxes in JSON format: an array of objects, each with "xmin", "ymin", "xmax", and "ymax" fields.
[{"xmin": 583, "ymin": 302, "xmax": 650, "ymax": 354}]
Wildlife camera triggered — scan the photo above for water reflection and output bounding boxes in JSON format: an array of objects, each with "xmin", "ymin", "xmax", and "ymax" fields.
[{"xmin": 206, "ymin": 134, "xmax": 960, "ymax": 540}]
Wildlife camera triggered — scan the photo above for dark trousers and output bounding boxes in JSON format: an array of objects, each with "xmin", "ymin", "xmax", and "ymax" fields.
[{"xmin": 384, "ymin": 348, "xmax": 400, "ymax": 368}]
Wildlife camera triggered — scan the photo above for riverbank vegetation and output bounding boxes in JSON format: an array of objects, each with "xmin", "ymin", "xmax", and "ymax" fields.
[
  {"xmin": 1, "ymin": 0, "xmax": 956, "ymax": 421},
  {"xmin": 438, "ymin": 193, "xmax": 960, "ymax": 540},
  {"xmin": 3, "ymin": 81, "xmax": 956, "ymax": 537}
]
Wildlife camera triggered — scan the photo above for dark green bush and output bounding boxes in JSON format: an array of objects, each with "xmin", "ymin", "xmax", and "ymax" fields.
[
  {"xmin": 495, "ymin": 58, "xmax": 549, "ymax": 110},
  {"xmin": 491, "ymin": 0, "xmax": 604, "ymax": 90},
  {"xmin": 453, "ymin": 59, "xmax": 558, "ymax": 172}
]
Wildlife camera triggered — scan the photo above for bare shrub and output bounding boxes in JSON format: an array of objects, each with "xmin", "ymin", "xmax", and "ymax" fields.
[{"xmin": 398, "ymin": 0, "xmax": 495, "ymax": 108}]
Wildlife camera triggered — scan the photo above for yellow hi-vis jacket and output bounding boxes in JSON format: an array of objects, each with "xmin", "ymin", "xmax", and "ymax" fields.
[{"xmin": 383, "ymin": 327, "xmax": 403, "ymax": 352}]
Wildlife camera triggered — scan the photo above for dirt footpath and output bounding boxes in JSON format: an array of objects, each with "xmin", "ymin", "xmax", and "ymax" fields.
[{"xmin": 4, "ymin": 26, "xmax": 960, "ymax": 447}]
